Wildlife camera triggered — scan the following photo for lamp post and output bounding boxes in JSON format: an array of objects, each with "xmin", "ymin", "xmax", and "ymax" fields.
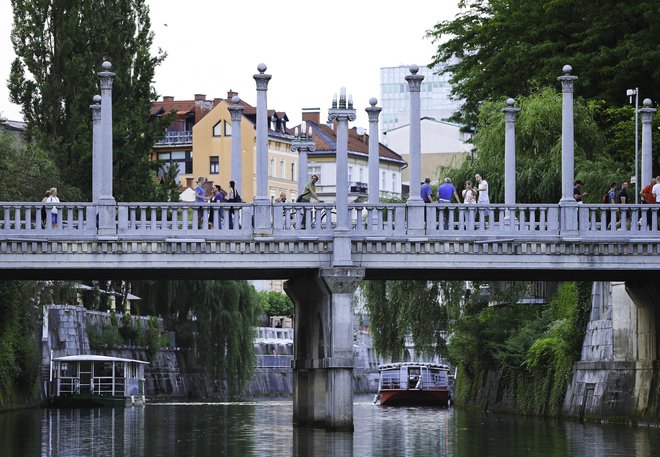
[{"xmin": 627, "ymin": 88, "xmax": 639, "ymax": 203}]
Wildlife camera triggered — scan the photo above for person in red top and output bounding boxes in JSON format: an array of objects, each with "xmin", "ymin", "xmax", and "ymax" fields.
[
  {"xmin": 641, "ymin": 178, "xmax": 656, "ymax": 204},
  {"xmin": 640, "ymin": 178, "xmax": 656, "ymax": 230}
]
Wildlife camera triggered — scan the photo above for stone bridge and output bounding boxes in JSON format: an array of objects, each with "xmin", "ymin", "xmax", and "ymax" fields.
[{"xmin": 3, "ymin": 61, "xmax": 658, "ymax": 430}]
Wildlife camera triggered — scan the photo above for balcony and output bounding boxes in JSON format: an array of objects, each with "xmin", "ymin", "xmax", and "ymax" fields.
[
  {"xmin": 349, "ymin": 182, "xmax": 368, "ymax": 193},
  {"xmin": 155, "ymin": 130, "xmax": 193, "ymax": 146}
]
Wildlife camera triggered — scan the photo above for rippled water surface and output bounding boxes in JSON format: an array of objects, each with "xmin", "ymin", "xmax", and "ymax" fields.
[{"xmin": 2, "ymin": 396, "xmax": 659, "ymax": 456}]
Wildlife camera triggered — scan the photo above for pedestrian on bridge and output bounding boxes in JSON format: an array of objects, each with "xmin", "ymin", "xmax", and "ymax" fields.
[
  {"xmin": 475, "ymin": 174, "xmax": 490, "ymax": 221},
  {"xmin": 227, "ymin": 180, "xmax": 242, "ymax": 229},
  {"xmin": 299, "ymin": 175, "xmax": 322, "ymax": 229},
  {"xmin": 573, "ymin": 180, "xmax": 588, "ymax": 203},
  {"xmin": 45, "ymin": 187, "xmax": 60, "ymax": 229},
  {"xmin": 195, "ymin": 177, "xmax": 209, "ymax": 227},
  {"xmin": 437, "ymin": 178, "xmax": 461, "ymax": 229}
]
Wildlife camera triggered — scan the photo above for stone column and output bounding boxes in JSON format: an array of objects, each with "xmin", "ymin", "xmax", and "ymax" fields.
[
  {"xmin": 291, "ymin": 123, "xmax": 316, "ymax": 196},
  {"xmin": 284, "ymin": 267, "xmax": 364, "ymax": 431},
  {"xmin": 97, "ymin": 61, "xmax": 117, "ymax": 237},
  {"xmin": 365, "ymin": 97, "xmax": 382, "ymax": 205},
  {"xmin": 90, "ymin": 95, "xmax": 102, "ymax": 202},
  {"xmin": 253, "ymin": 63, "xmax": 272, "ymax": 235},
  {"xmin": 557, "ymin": 65, "xmax": 578, "ymax": 235},
  {"xmin": 639, "ymin": 99, "xmax": 656, "ymax": 188},
  {"xmin": 227, "ymin": 96, "xmax": 244, "ymax": 195},
  {"xmin": 503, "ymin": 98, "xmax": 521, "ymax": 206},
  {"xmin": 405, "ymin": 65, "xmax": 425, "ymax": 234},
  {"xmin": 328, "ymin": 89, "xmax": 356, "ymax": 266}
]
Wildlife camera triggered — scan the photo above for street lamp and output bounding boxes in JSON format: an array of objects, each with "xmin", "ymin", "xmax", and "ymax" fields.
[{"xmin": 627, "ymin": 88, "xmax": 639, "ymax": 203}]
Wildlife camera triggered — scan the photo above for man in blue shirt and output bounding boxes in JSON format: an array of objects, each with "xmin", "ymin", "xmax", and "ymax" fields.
[
  {"xmin": 420, "ymin": 177, "xmax": 433, "ymax": 203},
  {"xmin": 437, "ymin": 178, "xmax": 460, "ymax": 203},
  {"xmin": 437, "ymin": 178, "xmax": 461, "ymax": 230},
  {"xmin": 195, "ymin": 177, "xmax": 208, "ymax": 227}
]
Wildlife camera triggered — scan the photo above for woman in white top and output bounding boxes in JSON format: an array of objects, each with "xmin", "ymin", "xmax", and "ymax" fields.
[
  {"xmin": 46, "ymin": 187, "xmax": 60, "ymax": 228},
  {"xmin": 462, "ymin": 180, "xmax": 477, "ymax": 204}
]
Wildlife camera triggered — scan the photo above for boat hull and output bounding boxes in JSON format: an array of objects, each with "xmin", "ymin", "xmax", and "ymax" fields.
[
  {"xmin": 378, "ymin": 389, "xmax": 449, "ymax": 407},
  {"xmin": 50, "ymin": 394, "xmax": 144, "ymax": 408}
]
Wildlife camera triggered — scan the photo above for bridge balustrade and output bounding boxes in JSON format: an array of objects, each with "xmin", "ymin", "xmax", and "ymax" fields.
[{"xmin": 2, "ymin": 201, "xmax": 660, "ymax": 240}]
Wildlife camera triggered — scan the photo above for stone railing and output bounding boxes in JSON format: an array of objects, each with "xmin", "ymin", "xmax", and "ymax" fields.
[{"xmin": 1, "ymin": 202, "xmax": 660, "ymax": 241}]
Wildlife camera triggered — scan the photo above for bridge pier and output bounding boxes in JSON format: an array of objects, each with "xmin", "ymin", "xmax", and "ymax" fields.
[
  {"xmin": 284, "ymin": 268, "xmax": 364, "ymax": 431},
  {"xmin": 564, "ymin": 281, "xmax": 659, "ymax": 419}
]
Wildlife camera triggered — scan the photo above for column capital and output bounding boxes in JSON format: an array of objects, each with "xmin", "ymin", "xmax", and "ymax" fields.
[
  {"xmin": 328, "ymin": 108, "xmax": 357, "ymax": 123},
  {"xmin": 365, "ymin": 97, "xmax": 382, "ymax": 122},
  {"xmin": 253, "ymin": 63, "xmax": 271, "ymax": 91},
  {"xmin": 321, "ymin": 268, "xmax": 365, "ymax": 295},
  {"xmin": 97, "ymin": 61, "xmax": 115, "ymax": 90},
  {"xmin": 639, "ymin": 98, "xmax": 656, "ymax": 122},
  {"xmin": 405, "ymin": 65, "xmax": 425, "ymax": 92},
  {"xmin": 502, "ymin": 98, "xmax": 521, "ymax": 123},
  {"xmin": 90, "ymin": 95, "xmax": 101, "ymax": 119},
  {"xmin": 557, "ymin": 64, "xmax": 578, "ymax": 93},
  {"xmin": 227, "ymin": 96, "xmax": 245, "ymax": 121},
  {"xmin": 290, "ymin": 140, "xmax": 316, "ymax": 153}
]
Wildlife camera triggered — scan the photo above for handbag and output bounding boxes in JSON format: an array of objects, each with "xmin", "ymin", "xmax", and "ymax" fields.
[{"xmin": 296, "ymin": 191, "xmax": 309, "ymax": 203}]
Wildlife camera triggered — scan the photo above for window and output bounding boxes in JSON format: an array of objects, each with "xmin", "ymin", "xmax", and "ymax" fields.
[
  {"xmin": 210, "ymin": 156, "xmax": 219, "ymax": 174},
  {"xmin": 391, "ymin": 172, "xmax": 396, "ymax": 192},
  {"xmin": 280, "ymin": 160, "xmax": 285, "ymax": 179},
  {"xmin": 291, "ymin": 162, "xmax": 295, "ymax": 181},
  {"xmin": 157, "ymin": 151, "xmax": 192, "ymax": 174},
  {"xmin": 270, "ymin": 158, "xmax": 275, "ymax": 177},
  {"xmin": 213, "ymin": 122, "xmax": 222, "ymax": 137},
  {"xmin": 224, "ymin": 121, "xmax": 232, "ymax": 136},
  {"xmin": 348, "ymin": 165, "xmax": 353, "ymax": 183},
  {"xmin": 381, "ymin": 170, "xmax": 386, "ymax": 189}
]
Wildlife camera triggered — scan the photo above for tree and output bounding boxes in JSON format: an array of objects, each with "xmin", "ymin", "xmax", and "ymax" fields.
[
  {"xmin": 426, "ymin": 0, "xmax": 660, "ymax": 127},
  {"xmin": 9, "ymin": 0, "xmax": 171, "ymax": 201},
  {"xmin": 131, "ymin": 279, "xmax": 262, "ymax": 395},
  {"xmin": 256, "ymin": 291, "xmax": 293, "ymax": 318},
  {"xmin": 441, "ymin": 88, "xmax": 613, "ymax": 204}
]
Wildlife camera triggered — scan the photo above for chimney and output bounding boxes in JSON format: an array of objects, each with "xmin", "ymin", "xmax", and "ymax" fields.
[
  {"xmin": 163, "ymin": 96, "xmax": 174, "ymax": 102},
  {"xmin": 194, "ymin": 94, "xmax": 206, "ymax": 101},
  {"xmin": 213, "ymin": 98, "xmax": 223, "ymax": 106},
  {"xmin": 302, "ymin": 108, "xmax": 320, "ymax": 125},
  {"xmin": 227, "ymin": 90, "xmax": 238, "ymax": 100}
]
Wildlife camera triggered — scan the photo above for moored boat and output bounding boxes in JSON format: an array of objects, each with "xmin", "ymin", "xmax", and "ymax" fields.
[
  {"xmin": 49, "ymin": 355, "xmax": 148, "ymax": 407},
  {"xmin": 376, "ymin": 362, "xmax": 450, "ymax": 406}
]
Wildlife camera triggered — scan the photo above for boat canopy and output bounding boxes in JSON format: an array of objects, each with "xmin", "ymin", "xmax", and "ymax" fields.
[
  {"xmin": 52, "ymin": 355, "xmax": 149, "ymax": 364},
  {"xmin": 377, "ymin": 362, "xmax": 448, "ymax": 370}
]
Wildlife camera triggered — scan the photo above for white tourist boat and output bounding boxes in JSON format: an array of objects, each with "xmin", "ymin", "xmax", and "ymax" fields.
[
  {"xmin": 375, "ymin": 362, "xmax": 451, "ymax": 406},
  {"xmin": 49, "ymin": 355, "xmax": 148, "ymax": 407}
]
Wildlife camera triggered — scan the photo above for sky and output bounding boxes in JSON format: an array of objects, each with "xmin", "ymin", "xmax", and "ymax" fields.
[{"xmin": 0, "ymin": 0, "xmax": 461, "ymax": 128}]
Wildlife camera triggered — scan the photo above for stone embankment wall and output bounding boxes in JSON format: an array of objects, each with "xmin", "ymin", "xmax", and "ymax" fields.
[{"xmin": 43, "ymin": 306, "xmax": 379, "ymax": 400}]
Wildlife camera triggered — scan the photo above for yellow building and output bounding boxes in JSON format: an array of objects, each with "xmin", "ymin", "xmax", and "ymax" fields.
[{"xmin": 151, "ymin": 93, "xmax": 297, "ymax": 202}]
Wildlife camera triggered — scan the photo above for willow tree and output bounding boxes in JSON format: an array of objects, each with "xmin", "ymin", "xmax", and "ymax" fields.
[
  {"xmin": 441, "ymin": 87, "xmax": 611, "ymax": 204},
  {"xmin": 131, "ymin": 280, "xmax": 261, "ymax": 396},
  {"xmin": 9, "ymin": 0, "xmax": 171, "ymax": 201}
]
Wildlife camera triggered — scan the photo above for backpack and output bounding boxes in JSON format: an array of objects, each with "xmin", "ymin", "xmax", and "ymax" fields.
[{"xmin": 602, "ymin": 191, "xmax": 610, "ymax": 204}]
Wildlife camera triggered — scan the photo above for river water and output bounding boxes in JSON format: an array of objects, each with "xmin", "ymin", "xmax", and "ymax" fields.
[{"xmin": 2, "ymin": 396, "xmax": 659, "ymax": 456}]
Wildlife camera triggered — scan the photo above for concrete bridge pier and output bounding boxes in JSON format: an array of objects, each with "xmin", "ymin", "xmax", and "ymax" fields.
[
  {"xmin": 564, "ymin": 281, "xmax": 659, "ymax": 419},
  {"xmin": 284, "ymin": 268, "xmax": 364, "ymax": 431}
]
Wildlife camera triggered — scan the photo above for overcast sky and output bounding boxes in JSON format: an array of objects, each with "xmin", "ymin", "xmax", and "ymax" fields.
[{"xmin": 0, "ymin": 0, "xmax": 460, "ymax": 127}]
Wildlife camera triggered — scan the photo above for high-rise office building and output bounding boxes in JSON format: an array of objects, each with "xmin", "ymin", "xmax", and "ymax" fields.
[{"xmin": 379, "ymin": 63, "xmax": 462, "ymax": 140}]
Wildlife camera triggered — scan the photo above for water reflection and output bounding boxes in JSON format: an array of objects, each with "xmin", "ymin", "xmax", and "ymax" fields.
[{"xmin": 1, "ymin": 397, "xmax": 659, "ymax": 456}]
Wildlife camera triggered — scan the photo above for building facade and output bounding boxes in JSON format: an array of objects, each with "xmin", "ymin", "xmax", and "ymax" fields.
[
  {"xmin": 379, "ymin": 63, "xmax": 462, "ymax": 141},
  {"xmin": 150, "ymin": 93, "xmax": 296, "ymax": 202}
]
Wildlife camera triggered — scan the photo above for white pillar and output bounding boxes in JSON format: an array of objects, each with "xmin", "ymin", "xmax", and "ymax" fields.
[
  {"xmin": 558, "ymin": 65, "xmax": 578, "ymax": 203},
  {"xmin": 253, "ymin": 63, "xmax": 272, "ymax": 235},
  {"xmin": 98, "ymin": 61, "xmax": 115, "ymax": 204},
  {"xmin": 366, "ymin": 98, "xmax": 382, "ymax": 204},
  {"xmin": 227, "ymin": 96, "xmax": 244, "ymax": 195},
  {"xmin": 639, "ymin": 99, "xmax": 656, "ymax": 188},
  {"xmin": 90, "ymin": 95, "xmax": 102, "ymax": 202},
  {"xmin": 405, "ymin": 65, "xmax": 424, "ymax": 202},
  {"xmin": 503, "ymin": 98, "xmax": 521, "ymax": 206}
]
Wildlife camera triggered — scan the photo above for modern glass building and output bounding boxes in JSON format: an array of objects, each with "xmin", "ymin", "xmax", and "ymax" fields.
[{"xmin": 379, "ymin": 63, "xmax": 462, "ymax": 140}]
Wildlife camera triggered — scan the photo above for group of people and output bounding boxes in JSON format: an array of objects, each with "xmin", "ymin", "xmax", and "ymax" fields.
[
  {"xmin": 420, "ymin": 174, "xmax": 490, "ymax": 206},
  {"xmin": 195, "ymin": 177, "xmax": 241, "ymax": 228}
]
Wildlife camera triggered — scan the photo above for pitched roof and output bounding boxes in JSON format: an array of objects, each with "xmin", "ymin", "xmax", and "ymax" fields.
[{"xmin": 289, "ymin": 121, "xmax": 406, "ymax": 165}]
